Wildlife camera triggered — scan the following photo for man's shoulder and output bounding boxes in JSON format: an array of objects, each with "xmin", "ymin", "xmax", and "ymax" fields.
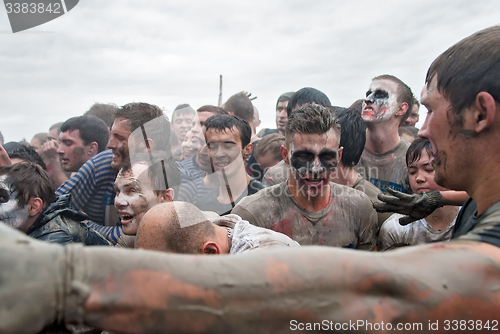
[
  {"xmin": 458, "ymin": 200, "xmax": 500, "ymax": 248},
  {"xmin": 235, "ymin": 182, "xmax": 287, "ymax": 210}
]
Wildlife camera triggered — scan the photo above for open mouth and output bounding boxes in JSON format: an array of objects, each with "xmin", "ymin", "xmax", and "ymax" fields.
[
  {"xmin": 119, "ymin": 212, "xmax": 134, "ymax": 224},
  {"xmin": 214, "ymin": 160, "xmax": 231, "ymax": 170}
]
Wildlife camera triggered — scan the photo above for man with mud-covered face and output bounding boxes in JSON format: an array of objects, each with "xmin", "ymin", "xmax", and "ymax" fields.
[
  {"xmin": 233, "ymin": 104, "xmax": 378, "ymax": 249},
  {"xmin": 56, "ymin": 102, "xmax": 169, "ymax": 227},
  {"xmin": 357, "ymin": 74, "xmax": 414, "ymax": 193}
]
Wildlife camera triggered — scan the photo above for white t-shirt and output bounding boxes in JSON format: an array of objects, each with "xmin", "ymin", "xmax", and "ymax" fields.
[{"xmin": 378, "ymin": 212, "xmax": 459, "ymax": 251}]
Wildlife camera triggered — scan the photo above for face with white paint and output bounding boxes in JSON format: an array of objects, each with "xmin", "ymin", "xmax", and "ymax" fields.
[
  {"xmin": 0, "ymin": 175, "xmax": 29, "ymax": 230},
  {"xmin": 362, "ymin": 79, "xmax": 400, "ymax": 123},
  {"xmin": 113, "ymin": 162, "xmax": 164, "ymax": 235}
]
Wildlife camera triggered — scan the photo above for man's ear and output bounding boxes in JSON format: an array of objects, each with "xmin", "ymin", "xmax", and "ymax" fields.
[
  {"xmin": 242, "ymin": 143, "xmax": 253, "ymax": 160},
  {"xmin": 473, "ymin": 92, "xmax": 497, "ymax": 133},
  {"xmin": 87, "ymin": 142, "xmax": 98, "ymax": 156},
  {"xmin": 337, "ymin": 147, "xmax": 344, "ymax": 166},
  {"xmin": 281, "ymin": 145, "xmax": 289, "ymax": 164},
  {"xmin": 201, "ymin": 241, "xmax": 220, "ymax": 255},
  {"xmin": 396, "ymin": 102, "xmax": 409, "ymax": 117},
  {"xmin": 159, "ymin": 189, "xmax": 175, "ymax": 203},
  {"xmin": 28, "ymin": 197, "xmax": 44, "ymax": 217}
]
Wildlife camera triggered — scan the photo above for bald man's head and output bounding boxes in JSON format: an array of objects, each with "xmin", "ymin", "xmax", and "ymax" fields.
[{"xmin": 135, "ymin": 202, "xmax": 217, "ymax": 254}]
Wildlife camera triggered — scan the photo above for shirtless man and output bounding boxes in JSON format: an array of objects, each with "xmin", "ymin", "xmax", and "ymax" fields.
[{"xmin": 2, "ymin": 26, "xmax": 500, "ymax": 334}]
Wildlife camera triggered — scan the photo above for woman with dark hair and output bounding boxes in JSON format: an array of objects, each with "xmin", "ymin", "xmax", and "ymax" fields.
[{"xmin": 378, "ymin": 138, "xmax": 460, "ymax": 251}]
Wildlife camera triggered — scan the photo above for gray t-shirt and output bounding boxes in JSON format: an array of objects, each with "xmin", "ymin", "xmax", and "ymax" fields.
[
  {"xmin": 212, "ymin": 214, "xmax": 300, "ymax": 253},
  {"xmin": 232, "ymin": 181, "xmax": 378, "ymax": 250},
  {"xmin": 378, "ymin": 212, "xmax": 458, "ymax": 251},
  {"xmin": 357, "ymin": 138, "xmax": 411, "ymax": 193}
]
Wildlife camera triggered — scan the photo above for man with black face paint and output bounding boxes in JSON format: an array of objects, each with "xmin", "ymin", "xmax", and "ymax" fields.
[
  {"xmin": 233, "ymin": 104, "xmax": 377, "ymax": 249},
  {"xmin": 357, "ymin": 74, "xmax": 414, "ymax": 193}
]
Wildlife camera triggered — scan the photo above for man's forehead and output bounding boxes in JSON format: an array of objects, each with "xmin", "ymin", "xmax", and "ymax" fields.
[
  {"xmin": 420, "ymin": 77, "xmax": 439, "ymax": 105},
  {"xmin": 112, "ymin": 118, "xmax": 132, "ymax": 134},
  {"xmin": 291, "ymin": 131, "xmax": 339, "ymax": 150},
  {"xmin": 60, "ymin": 129, "xmax": 82, "ymax": 141},
  {"xmin": 116, "ymin": 163, "xmax": 148, "ymax": 184},
  {"xmin": 206, "ymin": 126, "xmax": 240, "ymax": 142},
  {"xmin": 370, "ymin": 79, "xmax": 398, "ymax": 93}
]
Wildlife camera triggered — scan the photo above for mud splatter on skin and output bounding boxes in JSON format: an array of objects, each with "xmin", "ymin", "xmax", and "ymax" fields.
[
  {"xmin": 78, "ymin": 241, "xmax": 500, "ymax": 333},
  {"xmin": 72, "ymin": 146, "xmax": 86, "ymax": 156}
]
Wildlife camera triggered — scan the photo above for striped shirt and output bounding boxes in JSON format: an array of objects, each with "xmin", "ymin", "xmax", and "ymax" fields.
[{"xmin": 56, "ymin": 150, "xmax": 119, "ymax": 226}]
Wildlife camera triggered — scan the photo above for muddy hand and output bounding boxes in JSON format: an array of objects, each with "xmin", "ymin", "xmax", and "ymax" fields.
[{"xmin": 373, "ymin": 189, "xmax": 443, "ymax": 226}]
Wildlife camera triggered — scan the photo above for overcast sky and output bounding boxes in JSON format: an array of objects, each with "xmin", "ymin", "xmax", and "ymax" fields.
[{"xmin": 0, "ymin": 0, "xmax": 499, "ymax": 142}]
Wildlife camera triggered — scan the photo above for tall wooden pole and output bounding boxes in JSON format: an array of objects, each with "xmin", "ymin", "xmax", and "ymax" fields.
[{"xmin": 218, "ymin": 75, "xmax": 223, "ymax": 107}]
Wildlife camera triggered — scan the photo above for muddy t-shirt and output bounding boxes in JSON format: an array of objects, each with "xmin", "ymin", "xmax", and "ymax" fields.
[
  {"xmin": 232, "ymin": 181, "xmax": 378, "ymax": 250},
  {"xmin": 457, "ymin": 200, "xmax": 500, "ymax": 248},
  {"xmin": 378, "ymin": 213, "xmax": 457, "ymax": 251},
  {"xmin": 357, "ymin": 138, "xmax": 411, "ymax": 193}
]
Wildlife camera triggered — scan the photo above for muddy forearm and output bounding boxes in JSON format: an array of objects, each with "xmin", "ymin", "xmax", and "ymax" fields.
[{"xmin": 69, "ymin": 244, "xmax": 500, "ymax": 334}]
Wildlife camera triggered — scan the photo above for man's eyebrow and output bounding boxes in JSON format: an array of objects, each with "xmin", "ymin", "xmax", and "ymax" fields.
[{"xmin": 208, "ymin": 141, "xmax": 237, "ymax": 145}]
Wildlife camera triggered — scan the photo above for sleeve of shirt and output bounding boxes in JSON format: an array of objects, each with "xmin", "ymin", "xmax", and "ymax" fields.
[
  {"xmin": 377, "ymin": 214, "xmax": 403, "ymax": 251},
  {"xmin": 55, "ymin": 158, "xmax": 97, "ymax": 211}
]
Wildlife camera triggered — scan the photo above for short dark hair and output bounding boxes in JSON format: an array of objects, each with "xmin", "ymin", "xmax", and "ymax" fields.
[
  {"xmin": 223, "ymin": 92, "xmax": 254, "ymax": 123},
  {"xmin": 204, "ymin": 114, "xmax": 252, "ymax": 148},
  {"xmin": 286, "ymin": 104, "xmax": 340, "ymax": 146},
  {"xmin": 121, "ymin": 153, "xmax": 181, "ymax": 198},
  {"xmin": 4, "ymin": 142, "xmax": 47, "ymax": 170},
  {"xmin": 254, "ymin": 133, "xmax": 285, "ymax": 161},
  {"xmin": 331, "ymin": 106, "xmax": 366, "ymax": 167},
  {"xmin": 372, "ymin": 74, "xmax": 414, "ymax": 122},
  {"xmin": 0, "ymin": 162, "xmax": 55, "ymax": 210},
  {"xmin": 172, "ymin": 104, "xmax": 196, "ymax": 122},
  {"xmin": 426, "ymin": 26, "xmax": 500, "ymax": 126},
  {"xmin": 117, "ymin": 102, "xmax": 171, "ymax": 154},
  {"xmin": 276, "ymin": 92, "xmax": 295, "ymax": 109},
  {"xmin": 286, "ymin": 87, "xmax": 331, "ymax": 117},
  {"xmin": 84, "ymin": 103, "xmax": 118, "ymax": 128},
  {"xmin": 197, "ymin": 105, "xmax": 228, "ymax": 114},
  {"xmin": 60, "ymin": 115, "xmax": 110, "ymax": 153},
  {"xmin": 115, "ymin": 102, "xmax": 165, "ymax": 133},
  {"xmin": 406, "ymin": 138, "xmax": 433, "ymax": 167}
]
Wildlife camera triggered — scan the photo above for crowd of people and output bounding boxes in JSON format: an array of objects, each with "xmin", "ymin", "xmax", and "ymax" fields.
[{"xmin": 1, "ymin": 25, "xmax": 500, "ymax": 333}]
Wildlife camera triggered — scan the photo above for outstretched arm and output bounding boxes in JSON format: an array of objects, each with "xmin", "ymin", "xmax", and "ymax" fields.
[
  {"xmin": 2, "ymin": 222, "xmax": 500, "ymax": 334},
  {"xmin": 374, "ymin": 189, "xmax": 468, "ymax": 225}
]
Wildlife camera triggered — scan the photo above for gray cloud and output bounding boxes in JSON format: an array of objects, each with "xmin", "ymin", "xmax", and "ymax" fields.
[{"xmin": 0, "ymin": 0, "xmax": 499, "ymax": 142}]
